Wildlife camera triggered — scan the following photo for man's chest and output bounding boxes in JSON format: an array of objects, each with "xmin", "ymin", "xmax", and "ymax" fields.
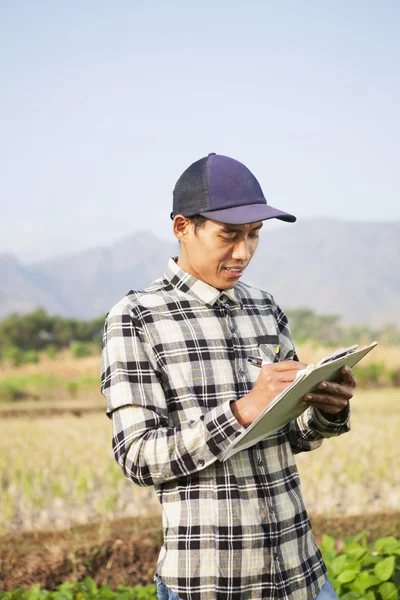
[{"xmin": 138, "ymin": 299, "xmax": 294, "ymax": 409}]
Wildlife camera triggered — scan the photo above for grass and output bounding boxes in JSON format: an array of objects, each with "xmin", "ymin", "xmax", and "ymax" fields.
[
  {"xmin": 0, "ymin": 389, "xmax": 398, "ymax": 536},
  {"xmin": 296, "ymin": 388, "xmax": 400, "ymax": 515}
]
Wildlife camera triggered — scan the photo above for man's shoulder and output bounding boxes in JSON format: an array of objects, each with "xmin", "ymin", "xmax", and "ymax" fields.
[{"xmin": 106, "ymin": 275, "xmax": 175, "ymax": 320}]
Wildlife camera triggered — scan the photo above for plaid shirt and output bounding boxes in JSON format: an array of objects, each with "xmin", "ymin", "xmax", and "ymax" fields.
[{"xmin": 100, "ymin": 257, "xmax": 350, "ymax": 600}]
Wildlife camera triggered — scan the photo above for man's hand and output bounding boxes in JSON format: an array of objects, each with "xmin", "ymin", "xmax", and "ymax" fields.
[
  {"xmin": 231, "ymin": 360, "xmax": 308, "ymax": 428},
  {"xmin": 300, "ymin": 365, "xmax": 357, "ymax": 415}
]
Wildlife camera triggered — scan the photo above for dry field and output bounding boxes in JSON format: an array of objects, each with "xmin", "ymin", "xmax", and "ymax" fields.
[
  {"xmin": 0, "ymin": 388, "xmax": 398, "ymax": 535},
  {"xmin": 0, "ymin": 345, "xmax": 399, "ymax": 536}
]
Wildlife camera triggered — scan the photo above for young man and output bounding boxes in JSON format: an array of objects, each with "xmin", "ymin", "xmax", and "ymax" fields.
[{"xmin": 100, "ymin": 154, "xmax": 356, "ymax": 600}]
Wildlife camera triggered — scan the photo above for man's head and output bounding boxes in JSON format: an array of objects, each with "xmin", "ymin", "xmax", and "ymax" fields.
[{"xmin": 172, "ymin": 153, "xmax": 296, "ymax": 290}]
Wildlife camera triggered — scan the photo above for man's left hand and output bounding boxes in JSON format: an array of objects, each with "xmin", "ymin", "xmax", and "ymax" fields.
[{"xmin": 301, "ymin": 365, "xmax": 357, "ymax": 415}]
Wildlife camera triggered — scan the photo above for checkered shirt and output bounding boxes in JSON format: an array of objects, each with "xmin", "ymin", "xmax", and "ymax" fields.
[{"xmin": 100, "ymin": 257, "xmax": 350, "ymax": 600}]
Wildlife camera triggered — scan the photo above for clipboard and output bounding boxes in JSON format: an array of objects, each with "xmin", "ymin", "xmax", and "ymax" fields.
[{"xmin": 221, "ymin": 341, "xmax": 378, "ymax": 461}]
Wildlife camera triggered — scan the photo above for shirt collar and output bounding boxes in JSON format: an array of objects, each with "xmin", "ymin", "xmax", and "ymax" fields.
[{"xmin": 165, "ymin": 257, "xmax": 241, "ymax": 307}]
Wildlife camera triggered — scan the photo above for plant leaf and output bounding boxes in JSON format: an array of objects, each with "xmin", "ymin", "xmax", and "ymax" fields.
[
  {"xmin": 374, "ymin": 556, "xmax": 395, "ymax": 581},
  {"xmin": 379, "ymin": 582, "xmax": 398, "ymax": 600},
  {"xmin": 337, "ymin": 569, "xmax": 359, "ymax": 583}
]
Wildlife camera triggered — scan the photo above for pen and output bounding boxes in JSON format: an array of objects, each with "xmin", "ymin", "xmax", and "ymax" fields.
[{"xmin": 247, "ymin": 356, "xmax": 264, "ymax": 368}]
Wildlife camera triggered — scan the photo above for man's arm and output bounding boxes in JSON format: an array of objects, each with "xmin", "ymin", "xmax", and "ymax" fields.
[{"xmin": 100, "ymin": 307, "xmax": 245, "ymax": 487}]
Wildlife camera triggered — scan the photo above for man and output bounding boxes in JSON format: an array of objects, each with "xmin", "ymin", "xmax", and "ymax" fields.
[{"xmin": 100, "ymin": 153, "xmax": 356, "ymax": 600}]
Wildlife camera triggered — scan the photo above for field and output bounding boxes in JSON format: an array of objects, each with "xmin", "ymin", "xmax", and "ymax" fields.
[
  {"xmin": 0, "ymin": 345, "xmax": 399, "ymax": 592},
  {"xmin": 0, "ymin": 343, "xmax": 399, "ymax": 534}
]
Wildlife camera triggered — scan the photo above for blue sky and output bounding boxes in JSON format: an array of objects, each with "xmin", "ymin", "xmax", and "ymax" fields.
[{"xmin": 1, "ymin": 1, "xmax": 399, "ymax": 263}]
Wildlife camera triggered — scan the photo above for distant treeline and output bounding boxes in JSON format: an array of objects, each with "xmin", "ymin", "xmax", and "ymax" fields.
[
  {"xmin": 0, "ymin": 308, "xmax": 106, "ymax": 361},
  {"xmin": 0, "ymin": 307, "xmax": 399, "ymax": 360},
  {"xmin": 286, "ymin": 308, "xmax": 400, "ymax": 347}
]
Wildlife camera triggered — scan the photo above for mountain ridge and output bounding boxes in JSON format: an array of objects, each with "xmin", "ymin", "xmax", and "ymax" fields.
[{"xmin": 1, "ymin": 219, "xmax": 399, "ymax": 326}]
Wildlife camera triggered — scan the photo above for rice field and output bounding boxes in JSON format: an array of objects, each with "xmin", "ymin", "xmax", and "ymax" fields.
[{"xmin": 0, "ymin": 388, "xmax": 398, "ymax": 535}]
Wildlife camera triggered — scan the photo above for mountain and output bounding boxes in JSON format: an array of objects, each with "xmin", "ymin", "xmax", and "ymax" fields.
[{"xmin": 1, "ymin": 220, "xmax": 399, "ymax": 326}]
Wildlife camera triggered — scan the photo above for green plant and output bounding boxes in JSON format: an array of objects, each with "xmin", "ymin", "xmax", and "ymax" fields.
[
  {"xmin": 65, "ymin": 380, "xmax": 79, "ymax": 398},
  {"xmin": 45, "ymin": 345, "xmax": 57, "ymax": 359},
  {"xmin": 321, "ymin": 533, "xmax": 400, "ymax": 599},
  {"xmin": 0, "ymin": 579, "xmax": 158, "ymax": 600},
  {"xmin": 21, "ymin": 350, "xmax": 39, "ymax": 365},
  {"xmin": 70, "ymin": 342, "xmax": 93, "ymax": 359},
  {"xmin": 2, "ymin": 345, "xmax": 23, "ymax": 367}
]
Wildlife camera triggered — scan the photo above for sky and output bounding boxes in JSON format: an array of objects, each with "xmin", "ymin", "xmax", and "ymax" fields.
[{"xmin": 1, "ymin": 0, "xmax": 399, "ymax": 263}]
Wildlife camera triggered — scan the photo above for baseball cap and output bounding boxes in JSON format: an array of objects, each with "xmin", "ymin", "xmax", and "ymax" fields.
[{"xmin": 171, "ymin": 153, "xmax": 296, "ymax": 225}]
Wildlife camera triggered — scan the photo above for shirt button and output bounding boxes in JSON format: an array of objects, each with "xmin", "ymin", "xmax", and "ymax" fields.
[
  {"xmin": 198, "ymin": 459, "xmax": 205, "ymax": 467},
  {"xmin": 274, "ymin": 553, "xmax": 279, "ymax": 562},
  {"xmin": 230, "ymin": 326, "xmax": 235, "ymax": 334},
  {"xmin": 238, "ymin": 368, "xmax": 245, "ymax": 378},
  {"xmin": 257, "ymin": 458, "xmax": 263, "ymax": 467}
]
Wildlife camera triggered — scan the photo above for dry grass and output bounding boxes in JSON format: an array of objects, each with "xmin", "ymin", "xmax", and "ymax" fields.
[
  {"xmin": 296, "ymin": 388, "xmax": 400, "ymax": 515},
  {"xmin": 1, "ymin": 349, "xmax": 101, "ymax": 379},
  {"xmin": 0, "ymin": 390, "xmax": 398, "ymax": 536},
  {"xmin": 297, "ymin": 342, "xmax": 400, "ymax": 369}
]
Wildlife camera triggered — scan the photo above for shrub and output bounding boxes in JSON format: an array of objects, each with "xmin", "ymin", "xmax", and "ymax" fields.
[
  {"xmin": 2, "ymin": 345, "xmax": 23, "ymax": 367},
  {"xmin": 45, "ymin": 345, "xmax": 57, "ymax": 359},
  {"xmin": 321, "ymin": 532, "xmax": 400, "ymax": 598},
  {"xmin": 0, "ymin": 579, "xmax": 158, "ymax": 599},
  {"xmin": 70, "ymin": 342, "xmax": 93, "ymax": 358},
  {"xmin": 353, "ymin": 363, "xmax": 391, "ymax": 388},
  {"xmin": 65, "ymin": 381, "xmax": 79, "ymax": 398},
  {"xmin": 21, "ymin": 350, "xmax": 39, "ymax": 365},
  {"xmin": 0, "ymin": 380, "xmax": 24, "ymax": 402}
]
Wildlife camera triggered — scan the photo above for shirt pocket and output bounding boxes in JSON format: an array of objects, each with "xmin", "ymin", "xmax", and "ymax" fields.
[{"xmin": 257, "ymin": 333, "xmax": 281, "ymax": 364}]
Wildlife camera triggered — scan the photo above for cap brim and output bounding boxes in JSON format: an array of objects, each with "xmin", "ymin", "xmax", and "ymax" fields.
[{"xmin": 199, "ymin": 203, "xmax": 296, "ymax": 225}]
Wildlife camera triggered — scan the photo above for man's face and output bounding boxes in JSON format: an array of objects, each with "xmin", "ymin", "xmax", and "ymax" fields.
[{"xmin": 176, "ymin": 218, "xmax": 263, "ymax": 290}]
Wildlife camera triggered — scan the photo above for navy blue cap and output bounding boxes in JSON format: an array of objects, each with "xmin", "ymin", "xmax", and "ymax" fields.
[{"xmin": 171, "ymin": 153, "xmax": 296, "ymax": 224}]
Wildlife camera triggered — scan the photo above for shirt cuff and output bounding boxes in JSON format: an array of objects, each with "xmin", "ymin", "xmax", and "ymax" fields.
[
  {"xmin": 311, "ymin": 403, "xmax": 351, "ymax": 436},
  {"xmin": 203, "ymin": 399, "xmax": 246, "ymax": 460}
]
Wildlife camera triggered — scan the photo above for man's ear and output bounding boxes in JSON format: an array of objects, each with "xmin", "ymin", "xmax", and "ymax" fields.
[{"xmin": 173, "ymin": 215, "xmax": 191, "ymax": 241}]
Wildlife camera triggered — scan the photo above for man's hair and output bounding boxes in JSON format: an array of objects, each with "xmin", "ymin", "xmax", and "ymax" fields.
[{"xmin": 189, "ymin": 214, "xmax": 208, "ymax": 233}]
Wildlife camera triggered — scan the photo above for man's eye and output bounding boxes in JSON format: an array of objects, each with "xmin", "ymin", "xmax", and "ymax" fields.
[{"xmin": 222, "ymin": 236, "xmax": 236, "ymax": 241}]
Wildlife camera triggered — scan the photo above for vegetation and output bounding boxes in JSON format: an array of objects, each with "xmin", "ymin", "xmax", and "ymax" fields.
[
  {"xmin": 3, "ymin": 539, "xmax": 399, "ymax": 600},
  {"xmin": 1, "ymin": 308, "xmax": 400, "ymax": 366},
  {"xmin": 322, "ymin": 533, "xmax": 400, "ymax": 598},
  {"xmin": 0, "ymin": 309, "xmax": 105, "ymax": 359},
  {"xmin": 286, "ymin": 308, "xmax": 400, "ymax": 347},
  {"xmin": 0, "ymin": 390, "xmax": 398, "ymax": 535},
  {"xmin": 0, "ymin": 579, "xmax": 158, "ymax": 600}
]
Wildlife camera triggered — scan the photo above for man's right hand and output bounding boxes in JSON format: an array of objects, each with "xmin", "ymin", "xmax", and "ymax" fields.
[{"xmin": 230, "ymin": 360, "xmax": 308, "ymax": 428}]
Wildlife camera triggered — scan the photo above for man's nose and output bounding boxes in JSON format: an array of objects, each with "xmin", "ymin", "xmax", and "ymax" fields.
[{"xmin": 231, "ymin": 239, "xmax": 251, "ymax": 261}]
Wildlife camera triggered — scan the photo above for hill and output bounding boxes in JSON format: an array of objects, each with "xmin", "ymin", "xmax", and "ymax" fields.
[{"xmin": 1, "ymin": 220, "xmax": 399, "ymax": 325}]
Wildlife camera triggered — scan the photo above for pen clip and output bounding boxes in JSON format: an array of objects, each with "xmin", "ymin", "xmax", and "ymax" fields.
[{"xmin": 247, "ymin": 356, "xmax": 263, "ymax": 368}]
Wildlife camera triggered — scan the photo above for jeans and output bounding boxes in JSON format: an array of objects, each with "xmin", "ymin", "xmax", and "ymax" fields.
[{"xmin": 154, "ymin": 574, "xmax": 338, "ymax": 600}]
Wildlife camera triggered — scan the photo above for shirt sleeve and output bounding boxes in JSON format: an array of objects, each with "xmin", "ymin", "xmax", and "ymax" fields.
[
  {"xmin": 100, "ymin": 306, "xmax": 245, "ymax": 487},
  {"xmin": 274, "ymin": 302, "xmax": 351, "ymax": 454}
]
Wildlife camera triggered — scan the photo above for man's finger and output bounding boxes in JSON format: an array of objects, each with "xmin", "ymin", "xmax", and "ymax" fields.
[
  {"xmin": 340, "ymin": 365, "xmax": 357, "ymax": 388},
  {"xmin": 316, "ymin": 381, "xmax": 354, "ymax": 400},
  {"xmin": 264, "ymin": 360, "xmax": 308, "ymax": 372}
]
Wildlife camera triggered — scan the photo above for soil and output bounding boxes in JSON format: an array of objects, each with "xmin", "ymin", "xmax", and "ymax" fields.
[{"xmin": 1, "ymin": 512, "xmax": 399, "ymax": 592}]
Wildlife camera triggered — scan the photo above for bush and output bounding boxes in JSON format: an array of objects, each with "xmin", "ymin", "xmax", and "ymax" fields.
[
  {"xmin": 0, "ymin": 380, "xmax": 24, "ymax": 402},
  {"xmin": 353, "ymin": 363, "xmax": 392, "ymax": 388},
  {"xmin": 65, "ymin": 381, "xmax": 79, "ymax": 398},
  {"xmin": 70, "ymin": 342, "xmax": 93, "ymax": 359},
  {"xmin": 321, "ymin": 532, "xmax": 400, "ymax": 598},
  {"xmin": 2, "ymin": 346, "xmax": 23, "ymax": 367},
  {"xmin": 0, "ymin": 579, "xmax": 157, "ymax": 599},
  {"xmin": 45, "ymin": 345, "xmax": 57, "ymax": 359},
  {"xmin": 21, "ymin": 350, "xmax": 39, "ymax": 365}
]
